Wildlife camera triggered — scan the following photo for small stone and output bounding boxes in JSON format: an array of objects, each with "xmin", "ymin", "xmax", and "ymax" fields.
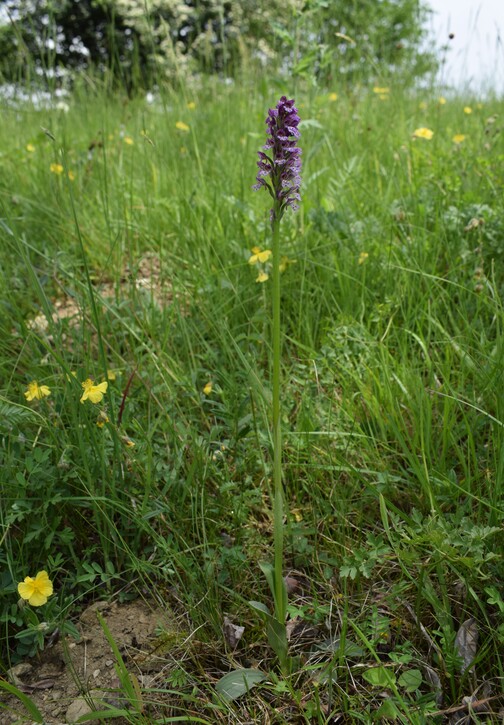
[
  {"xmin": 93, "ymin": 668, "xmax": 100, "ymax": 679},
  {"xmin": 66, "ymin": 697, "xmax": 93, "ymax": 723},
  {"xmin": 79, "ymin": 601, "xmax": 110, "ymax": 625},
  {"xmin": 105, "ymin": 659, "xmax": 113, "ymax": 667},
  {"xmin": 7, "ymin": 662, "xmax": 32, "ymax": 685},
  {"xmin": 66, "ymin": 691, "xmax": 104, "ymax": 723}
]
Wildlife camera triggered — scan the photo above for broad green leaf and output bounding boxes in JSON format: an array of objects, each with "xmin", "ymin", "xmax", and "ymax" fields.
[
  {"xmin": 216, "ymin": 668, "xmax": 267, "ymax": 701},
  {"xmin": 249, "ymin": 600, "xmax": 288, "ymax": 666},
  {"xmin": 362, "ymin": 666, "xmax": 396, "ymax": 688},
  {"xmin": 398, "ymin": 668, "xmax": 423, "ymax": 692},
  {"xmin": 374, "ymin": 699, "xmax": 400, "ymax": 720},
  {"xmin": 315, "ymin": 638, "xmax": 365, "ymax": 657},
  {"xmin": 77, "ymin": 709, "xmax": 130, "ymax": 722}
]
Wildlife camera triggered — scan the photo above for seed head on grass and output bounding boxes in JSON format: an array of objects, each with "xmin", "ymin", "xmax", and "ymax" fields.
[{"xmin": 253, "ymin": 96, "xmax": 302, "ymax": 222}]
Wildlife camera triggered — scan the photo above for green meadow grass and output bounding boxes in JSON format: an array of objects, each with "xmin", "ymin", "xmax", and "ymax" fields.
[{"xmin": 0, "ymin": 76, "xmax": 503, "ymax": 721}]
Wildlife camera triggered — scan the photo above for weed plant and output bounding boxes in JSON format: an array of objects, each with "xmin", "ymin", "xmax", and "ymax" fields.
[{"xmin": 0, "ymin": 74, "xmax": 503, "ymax": 722}]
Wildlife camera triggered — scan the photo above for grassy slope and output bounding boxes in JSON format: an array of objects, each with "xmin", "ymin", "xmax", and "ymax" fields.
[{"xmin": 0, "ymin": 77, "xmax": 503, "ymax": 721}]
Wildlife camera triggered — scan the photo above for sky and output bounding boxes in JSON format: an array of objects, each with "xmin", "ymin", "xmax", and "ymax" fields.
[{"xmin": 426, "ymin": 0, "xmax": 504, "ymax": 94}]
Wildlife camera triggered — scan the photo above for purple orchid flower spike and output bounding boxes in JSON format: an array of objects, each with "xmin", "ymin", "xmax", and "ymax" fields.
[{"xmin": 253, "ymin": 96, "xmax": 302, "ymax": 223}]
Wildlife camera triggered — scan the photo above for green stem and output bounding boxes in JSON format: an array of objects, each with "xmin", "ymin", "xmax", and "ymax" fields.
[{"xmin": 271, "ymin": 210, "xmax": 286, "ymax": 624}]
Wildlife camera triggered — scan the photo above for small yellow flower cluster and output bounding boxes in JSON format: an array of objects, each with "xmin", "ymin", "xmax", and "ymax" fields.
[
  {"xmin": 248, "ymin": 246, "xmax": 272, "ymax": 283},
  {"xmin": 23, "ymin": 371, "xmax": 137, "ymax": 443},
  {"xmin": 24, "ymin": 377, "xmax": 108, "ymax": 405},
  {"xmin": 373, "ymin": 86, "xmax": 390, "ymax": 100},
  {"xmin": 413, "ymin": 127, "xmax": 434, "ymax": 140},
  {"xmin": 176, "ymin": 121, "xmax": 190, "ymax": 132},
  {"xmin": 50, "ymin": 163, "xmax": 76, "ymax": 180}
]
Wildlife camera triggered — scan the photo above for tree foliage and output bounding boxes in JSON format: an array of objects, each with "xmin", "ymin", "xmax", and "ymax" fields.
[{"xmin": 0, "ymin": 0, "xmax": 437, "ymax": 89}]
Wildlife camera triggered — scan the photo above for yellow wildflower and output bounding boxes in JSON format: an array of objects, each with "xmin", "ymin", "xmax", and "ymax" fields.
[
  {"xmin": 413, "ymin": 127, "xmax": 434, "ymax": 140},
  {"xmin": 328, "ymin": 92, "xmax": 338, "ymax": 102},
  {"xmin": 18, "ymin": 571, "xmax": 53, "ymax": 607},
  {"xmin": 256, "ymin": 271, "xmax": 269, "ymax": 283},
  {"xmin": 438, "ymin": 97, "xmax": 447, "ymax": 105},
  {"xmin": 67, "ymin": 170, "xmax": 75, "ymax": 181},
  {"xmin": 187, "ymin": 101, "xmax": 196, "ymax": 110},
  {"xmin": 50, "ymin": 163, "xmax": 64, "ymax": 175},
  {"xmin": 203, "ymin": 382, "xmax": 213, "ymax": 395},
  {"xmin": 80, "ymin": 378, "xmax": 108, "ymax": 404},
  {"xmin": 26, "ymin": 143, "xmax": 35, "ymax": 153},
  {"xmin": 176, "ymin": 121, "xmax": 190, "ymax": 132},
  {"xmin": 358, "ymin": 252, "xmax": 369, "ymax": 265},
  {"xmin": 124, "ymin": 136, "xmax": 134, "ymax": 145},
  {"xmin": 121, "ymin": 435, "xmax": 135, "ymax": 448},
  {"xmin": 373, "ymin": 87, "xmax": 390, "ymax": 95},
  {"xmin": 452, "ymin": 134, "xmax": 466, "ymax": 144},
  {"xmin": 464, "ymin": 106, "xmax": 472, "ymax": 114},
  {"xmin": 24, "ymin": 381, "xmax": 51, "ymax": 401},
  {"xmin": 248, "ymin": 246, "xmax": 272, "ymax": 264},
  {"xmin": 106, "ymin": 370, "xmax": 117, "ymax": 381}
]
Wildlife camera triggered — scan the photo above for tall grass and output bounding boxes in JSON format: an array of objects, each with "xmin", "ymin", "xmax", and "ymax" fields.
[{"xmin": 0, "ymin": 74, "xmax": 503, "ymax": 721}]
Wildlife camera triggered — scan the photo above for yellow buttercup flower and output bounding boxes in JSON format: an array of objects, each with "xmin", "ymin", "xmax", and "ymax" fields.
[
  {"xmin": 107, "ymin": 370, "xmax": 117, "ymax": 381},
  {"xmin": 438, "ymin": 97, "xmax": 447, "ymax": 105},
  {"xmin": 26, "ymin": 143, "xmax": 35, "ymax": 153},
  {"xmin": 187, "ymin": 101, "xmax": 196, "ymax": 110},
  {"xmin": 18, "ymin": 571, "xmax": 53, "ymax": 606},
  {"xmin": 50, "ymin": 163, "xmax": 64, "ymax": 175},
  {"xmin": 67, "ymin": 170, "xmax": 75, "ymax": 181},
  {"xmin": 463, "ymin": 106, "xmax": 472, "ymax": 114},
  {"xmin": 328, "ymin": 92, "xmax": 338, "ymax": 102},
  {"xmin": 24, "ymin": 381, "xmax": 51, "ymax": 401},
  {"xmin": 413, "ymin": 127, "xmax": 434, "ymax": 140},
  {"xmin": 203, "ymin": 382, "xmax": 213, "ymax": 395},
  {"xmin": 176, "ymin": 121, "xmax": 190, "ymax": 132},
  {"xmin": 358, "ymin": 251, "xmax": 369, "ymax": 265},
  {"xmin": 124, "ymin": 136, "xmax": 134, "ymax": 145},
  {"xmin": 452, "ymin": 134, "xmax": 466, "ymax": 144},
  {"xmin": 248, "ymin": 246, "xmax": 272, "ymax": 264},
  {"xmin": 373, "ymin": 87, "xmax": 390, "ymax": 95},
  {"xmin": 80, "ymin": 378, "xmax": 108, "ymax": 404},
  {"xmin": 256, "ymin": 271, "xmax": 269, "ymax": 283}
]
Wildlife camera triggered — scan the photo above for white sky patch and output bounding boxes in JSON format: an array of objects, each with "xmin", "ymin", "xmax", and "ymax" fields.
[{"xmin": 426, "ymin": 0, "xmax": 504, "ymax": 94}]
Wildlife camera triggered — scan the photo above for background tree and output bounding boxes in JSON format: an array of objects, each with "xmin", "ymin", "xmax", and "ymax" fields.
[{"xmin": 0, "ymin": 0, "xmax": 437, "ymax": 90}]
